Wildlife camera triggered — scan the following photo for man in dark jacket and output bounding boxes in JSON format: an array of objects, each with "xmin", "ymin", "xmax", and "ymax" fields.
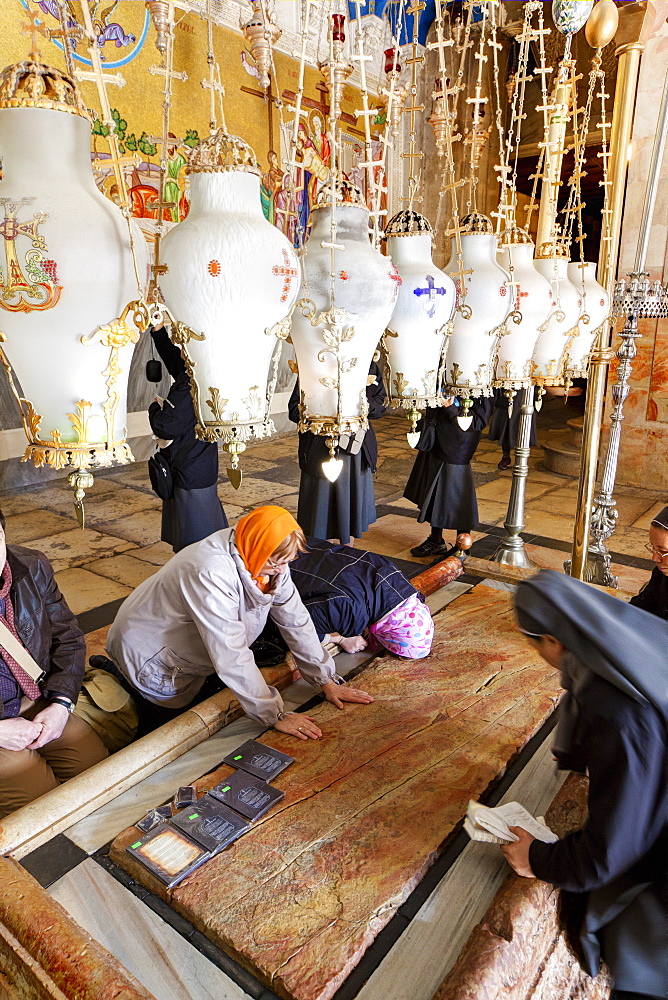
[
  {"xmin": 629, "ymin": 505, "xmax": 668, "ymax": 619},
  {"xmin": 148, "ymin": 326, "xmax": 227, "ymax": 551},
  {"xmin": 0, "ymin": 510, "xmax": 107, "ymax": 817}
]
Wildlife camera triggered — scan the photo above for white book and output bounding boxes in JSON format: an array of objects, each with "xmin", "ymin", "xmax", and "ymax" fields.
[{"xmin": 464, "ymin": 800, "xmax": 559, "ymax": 845}]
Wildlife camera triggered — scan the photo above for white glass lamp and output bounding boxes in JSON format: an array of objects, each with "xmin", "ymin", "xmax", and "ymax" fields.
[
  {"xmin": 159, "ymin": 130, "xmax": 301, "ymax": 484},
  {"xmin": 289, "ymin": 176, "xmax": 399, "ymax": 476},
  {"xmin": 532, "ymin": 245, "xmax": 583, "ymax": 387},
  {"xmin": 0, "ymin": 55, "xmax": 147, "ymax": 500},
  {"xmin": 384, "ymin": 209, "xmax": 456, "ymax": 445},
  {"xmin": 564, "ymin": 261, "xmax": 610, "ymax": 379},
  {"xmin": 444, "ymin": 213, "xmax": 512, "ymax": 428}
]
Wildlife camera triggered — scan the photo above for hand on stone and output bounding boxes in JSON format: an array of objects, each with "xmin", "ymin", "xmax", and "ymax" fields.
[
  {"xmin": 274, "ymin": 712, "xmax": 322, "ymax": 741},
  {"xmin": 0, "ymin": 717, "xmax": 44, "ymax": 752},
  {"xmin": 28, "ymin": 704, "xmax": 69, "ymax": 749},
  {"xmin": 501, "ymin": 826, "xmax": 536, "ymax": 877},
  {"xmin": 322, "ymin": 681, "xmax": 374, "ymax": 710}
]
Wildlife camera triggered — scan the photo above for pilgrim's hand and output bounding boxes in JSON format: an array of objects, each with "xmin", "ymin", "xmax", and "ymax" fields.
[
  {"xmin": 0, "ymin": 717, "xmax": 43, "ymax": 751},
  {"xmin": 501, "ymin": 826, "xmax": 536, "ymax": 877},
  {"xmin": 322, "ymin": 681, "xmax": 374, "ymax": 709},
  {"xmin": 333, "ymin": 634, "xmax": 368, "ymax": 654},
  {"xmin": 28, "ymin": 704, "xmax": 69, "ymax": 749},
  {"xmin": 274, "ymin": 712, "xmax": 322, "ymax": 741}
]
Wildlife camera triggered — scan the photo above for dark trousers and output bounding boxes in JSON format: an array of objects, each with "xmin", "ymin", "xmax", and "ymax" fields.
[{"xmin": 89, "ymin": 656, "xmax": 224, "ymax": 739}]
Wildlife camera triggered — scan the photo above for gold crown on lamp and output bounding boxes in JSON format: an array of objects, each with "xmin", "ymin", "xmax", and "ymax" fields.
[
  {"xmin": 535, "ymin": 241, "xmax": 570, "ymax": 260},
  {"xmin": 187, "ymin": 129, "xmax": 262, "ymax": 176},
  {"xmin": 498, "ymin": 225, "xmax": 534, "ymax": 247},
  {"xmin": 459, "ymin": 212, "xmax": 494, "ymax": 234},
  {"xmin": 0, "ymin": 58, "xmax": 90, "ymax": 120},
  {"xmin": 314, "ymin": 173, "xmax": 367, "ymax": 210},
  {"xmin": 384, "ymin": 209, "xmax": 433, "ymax": 239}
]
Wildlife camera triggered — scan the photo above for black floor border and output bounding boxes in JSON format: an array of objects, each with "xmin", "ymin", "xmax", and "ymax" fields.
[{"xmin": 94, "ymin": 712, "xmax": 558, "ymax": 1000}]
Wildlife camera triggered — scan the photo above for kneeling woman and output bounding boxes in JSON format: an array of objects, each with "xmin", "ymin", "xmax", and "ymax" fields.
[
  {"xmin": 289, "ymin": 539, "xmax": 435, "ymax": 659},
  {"xmin": 505, "ymin": 571, "xmax": 667, "ymax": 1000},
  {"xmin": 106, "ymin": 506, "xmax": 373, "ymax": 741}
]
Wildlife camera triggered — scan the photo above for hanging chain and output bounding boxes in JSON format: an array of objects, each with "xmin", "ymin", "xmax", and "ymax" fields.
[
  {"xmin": 77, "ymin": 0, "xmax": 144, "ymax": 302},
  {"xmin": 431, "ymin": 0, "xmax": 474, "ymax": 304},
  {"xmin": 523, "ymin": 3, "xmax": 552, "ymax": 236}
]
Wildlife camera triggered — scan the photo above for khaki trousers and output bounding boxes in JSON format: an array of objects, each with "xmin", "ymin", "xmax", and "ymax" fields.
[{"xmin": 0, "ymin": 707, "xmax": 108, "ymax": 819}]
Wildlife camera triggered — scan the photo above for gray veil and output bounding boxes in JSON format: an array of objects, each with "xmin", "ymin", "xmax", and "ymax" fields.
[{"xmin": 514, "ymin": 570, "xmax": 668, "ymax": 758}]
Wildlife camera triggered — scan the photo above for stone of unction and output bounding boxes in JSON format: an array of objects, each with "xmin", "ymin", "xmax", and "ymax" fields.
[{"xmin": 111, "ymin": 586, "xmax": 563, "ymax": 1000}]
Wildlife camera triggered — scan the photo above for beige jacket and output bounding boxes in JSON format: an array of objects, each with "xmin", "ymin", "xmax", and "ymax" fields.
[{"xmin": 106, "ymin": 528, "xmax": 337, "ymax": 725}]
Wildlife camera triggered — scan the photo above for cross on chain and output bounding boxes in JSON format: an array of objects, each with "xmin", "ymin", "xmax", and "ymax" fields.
[
  {"xmin": 413, "ymin": 275, "xmax": 448, "ymax": 318},
  {"xmin": 21, "ymin": 8, "xmax": 49, "ymax": 61},
  {"xmin": 272, "ymin": 248, "xmax": 298, "ymax": 303}
]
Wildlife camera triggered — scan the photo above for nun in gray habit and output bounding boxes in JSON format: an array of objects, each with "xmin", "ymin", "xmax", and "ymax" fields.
[{"xmin": 510, "ymin": 570, "xmax": 667, "ymax": 1000}]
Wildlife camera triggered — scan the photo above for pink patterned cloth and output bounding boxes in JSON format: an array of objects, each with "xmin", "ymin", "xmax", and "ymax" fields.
[{"xmin": 367, "ymin": 592, "xmax": 434, "ymax": 659}]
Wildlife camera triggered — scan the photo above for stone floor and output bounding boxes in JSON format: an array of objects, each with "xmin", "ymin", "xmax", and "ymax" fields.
[{"xmin": 0, "ymin": 398, "xmax": 660, "ymax": 614}]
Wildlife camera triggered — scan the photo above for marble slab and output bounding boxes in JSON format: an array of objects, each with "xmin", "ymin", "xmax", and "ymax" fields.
[
  {"xmin": 49, "ymin": 860, "xmax": 250, "ymax": 1000},
  {"xmin": 110, "ymin": 586, "xmax": 562, "ymax": 1000},
  {"xmin": 356, "ymin": 733, "xmax": 566, "ymax": 1000}
]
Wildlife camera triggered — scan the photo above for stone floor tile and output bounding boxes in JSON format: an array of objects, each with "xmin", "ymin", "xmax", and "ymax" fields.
[
  {"xmin": 521, "ymin": 508, "xmax": 579, "ymax": 542},
  {"xmin": 23, "ymin": 528, "xmax": 136, "ymax": 573},
  {"xmin": 84, "ymin": 553, "xmax": 161, "ymax": 589},
  {"xmin": 477, "ymin": 499, "xmax": 509, "ymax": 525},
  {"xmin": 632, "ymin": 500, "xmax": 667, "ymax": 531},
  {"xmin": 55, "ymin": 568, "xmax": 131, "ymax": 614},
  {"xmin": 46, "ymin": 489, "xmax": 161, "ymax": 527},
  {"xmin": 4, "ymin": 508, "xmax": 75, "ymax": 544},
  {"xmin": 95, "ymin": 508, "xmax": 164, "ymax": 547},
  {"xmin": 475, "ymin": 479, "xmax": 554, "ymax": 504},
  {"xmin": 217, "ymin": 477, "xmax": 299, "ymax": 506},
  {"xmin": 126, "ymin": 541, "xmax": 173, "ymax": 567}
]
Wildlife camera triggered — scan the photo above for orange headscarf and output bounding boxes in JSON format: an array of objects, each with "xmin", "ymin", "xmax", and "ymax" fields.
[{"xmin": 234, "ymin": 505, "xmax": 300, "ymax": 590}]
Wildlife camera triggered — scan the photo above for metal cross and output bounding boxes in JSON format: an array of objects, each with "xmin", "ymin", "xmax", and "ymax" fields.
[
  {"xmin": 272, "ymin": 249, "xmax": 298, "ymax": 303},
  {"xmin": 413, "ymin": 274, "xmax": 448, "ymax": 317},
  {"xmin": 21, "ymin": 8, "xmax": 49, "ymax": 61}
]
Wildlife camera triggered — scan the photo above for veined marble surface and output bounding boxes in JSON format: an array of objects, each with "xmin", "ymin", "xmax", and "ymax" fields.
[{"xmin": 49, "ymin": 859, "xmax": 250, "ymax": 1000}]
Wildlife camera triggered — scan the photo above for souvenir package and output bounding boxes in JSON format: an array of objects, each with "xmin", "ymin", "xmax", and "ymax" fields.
[
  {"xmin": 127, "ymin": 825, "xmax": 210, "ymax": 888},
  {"xmin": 173, "ymin": 785, "xmax": 198, "ymax": 809},
  {"xmin": 209, "ymin": 770, "xmax": 285, "ymax": 820},
  {"xmin": 170, "ymin": 795, "xmax": 250, "ymax": 853},
  {"xmin": 222, "ymin": 740, "xmax": 295, "ymax": 781}
]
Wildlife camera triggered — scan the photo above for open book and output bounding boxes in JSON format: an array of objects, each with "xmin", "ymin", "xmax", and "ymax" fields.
[{"xmin": 464, "ymin": 800, "xmax": 559, "ymax": 845}]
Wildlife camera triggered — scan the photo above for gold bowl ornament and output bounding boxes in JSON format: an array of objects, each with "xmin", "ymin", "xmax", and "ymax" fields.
[{"xmin": 585, "ymin": 0, "xmax": 619, "ymax": 49}]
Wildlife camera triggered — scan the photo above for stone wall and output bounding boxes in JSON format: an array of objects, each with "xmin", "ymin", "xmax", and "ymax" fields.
[{"xmin": 607, "ymin": 8, "xmax": 668, "ymax": 489}]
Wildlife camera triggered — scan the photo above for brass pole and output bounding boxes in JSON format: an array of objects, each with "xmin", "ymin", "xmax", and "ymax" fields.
[{"xmin": 570, "ymin": 39, "xmax": 645, "ymax": 579}]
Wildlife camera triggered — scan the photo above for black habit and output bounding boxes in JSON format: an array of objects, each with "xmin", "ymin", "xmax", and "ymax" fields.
[
  {"xmin": 148, "ymin": 327, "xmax": 227, "ymax": 551},
  {"xmin": 404, "ymin": 395, "xmax": 493, "ymax": 532},
  {"xmin": 288, "ymin": 362, "xmax": 386, "ymax": 544}
]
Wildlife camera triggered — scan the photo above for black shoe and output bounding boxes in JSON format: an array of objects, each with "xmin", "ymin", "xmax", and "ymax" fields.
[
  {"xmin": 497, "ymin": 455, "xmax": 511, "ymax": 470},
  {"xmin": 410, "ymin": 536, "xmax": 448, "ymax": 558}
]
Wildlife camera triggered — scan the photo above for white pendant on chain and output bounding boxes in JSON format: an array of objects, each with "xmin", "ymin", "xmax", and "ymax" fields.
[
  {"xmin": 159, "ymin": 131, "xmax": 300, "ymax": 446},
  {"xmin": 444, "ymin": 213, "xmax": 512, "ymax": 401},
  {"xmin": 532, "ymin": 249, "xmax": 583, "ymax": 386},
  {"xmin": 385, "ymin": 209, "xmax": 456, "ymax": 406},
  {"xmin": 0, "ymin": 58, "xmax": 147, "ymax": 470},
  {"xmin": 289, "ymin": 177, "xmax": 399, "ymax": 427},
  {"xmin": 495, "ymin": 227, "xmax": 553, "ymax": 389},
  {"xmin": 563, "ymin": 261, "xmax": 610, "ymax": 379}
]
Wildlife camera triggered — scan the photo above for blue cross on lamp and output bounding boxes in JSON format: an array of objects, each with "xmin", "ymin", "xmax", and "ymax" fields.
[{"xmin": 413, "ymin": 274, "xmax": 448, "ymax": 317}]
